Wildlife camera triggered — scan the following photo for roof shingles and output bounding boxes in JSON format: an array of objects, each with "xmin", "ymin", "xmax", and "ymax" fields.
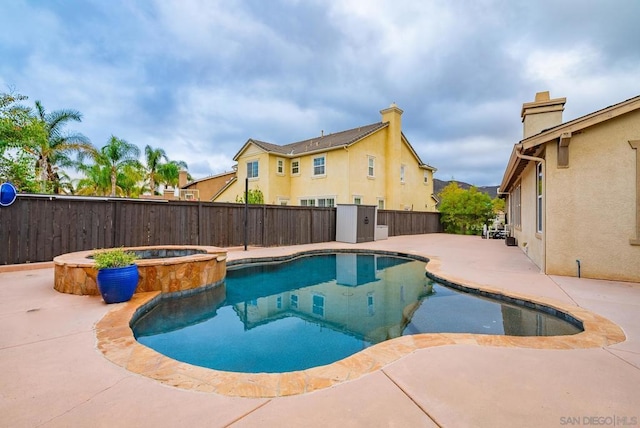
[{"xmin": 249, "ymin": 122, "xmax": 388, "ymax": 157}]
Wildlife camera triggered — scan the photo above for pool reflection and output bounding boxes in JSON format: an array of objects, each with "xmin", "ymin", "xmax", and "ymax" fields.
[{"xmin": 133, "ymin": 253, "xmax": 581, "ymax": 373}]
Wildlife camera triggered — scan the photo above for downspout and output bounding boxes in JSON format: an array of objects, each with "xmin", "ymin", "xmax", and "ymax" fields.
[{"xmin": 515, "ymin": 146, "xmax": 546, "ymax": 274}]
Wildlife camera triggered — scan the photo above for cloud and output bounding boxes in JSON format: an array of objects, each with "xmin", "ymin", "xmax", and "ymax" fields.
[{"xmin": 1, "ymin": 0, "xmax": 639, "ymax": 187}]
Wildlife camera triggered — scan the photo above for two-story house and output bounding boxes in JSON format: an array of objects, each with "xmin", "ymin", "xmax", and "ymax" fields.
[
  {"xmin": 212, "ymin": 104, "xmax": 438, "ymax": 212},
  {"xmin": 500, "ymin": 91, "xmax": 640, "ymax": 282}
]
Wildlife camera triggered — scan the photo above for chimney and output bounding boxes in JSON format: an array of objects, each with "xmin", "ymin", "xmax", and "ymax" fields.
[
  {"xmin": 380, "ymin": 103, "xmax": 403, "ymax": 209},
  {"xmin": 521, "ymin": 91, "xmax": 566, "ymax": 139},
  {"xmin": 178, "ymin": 170, "xmax": 188, "ymax": 188}
]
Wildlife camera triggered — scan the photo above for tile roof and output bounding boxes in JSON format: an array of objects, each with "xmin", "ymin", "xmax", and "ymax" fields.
[{"xmin": 249, "ymin": 122, "xmax": 388, "ymax": 157}]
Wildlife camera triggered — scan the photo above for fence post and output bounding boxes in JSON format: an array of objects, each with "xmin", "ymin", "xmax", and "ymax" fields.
[
  {"xmin": 111, "ymin": 200, "xmax": 118, "ymax": 247},
  {"xmin": 244, "ymin": 178, "xmax": 248, "ymax": 251}
]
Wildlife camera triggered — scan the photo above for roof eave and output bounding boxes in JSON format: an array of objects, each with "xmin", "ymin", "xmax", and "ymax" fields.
[
  {"xmin": 499, "ymin": 145, "xmax": 523, "ymax": 193},
  {"xmin": 500, "ymin": 94, "xmax": 640, "ymax": 192},
  {"xmin": 521, "ymin": 95, "xmax": 640, "ymax": 151}
]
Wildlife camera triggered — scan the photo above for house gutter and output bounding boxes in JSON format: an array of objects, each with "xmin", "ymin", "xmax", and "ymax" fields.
[{"xmin": 515, "ymin": 146, "xmax": 546, "ymax": 274}]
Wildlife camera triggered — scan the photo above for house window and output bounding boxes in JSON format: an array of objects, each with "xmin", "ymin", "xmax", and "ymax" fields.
[
  {"xmin": 423, "ymin": 171, "xmax": 429, "ymax": 184},
  {"xmin": 318, "ymin": 198, "xmax": 335, "ymax": 207},
  {"xmin": 378, "ymin": 199, "xmax": 385, "ymax": 210},
  {"xmin": 291, "ymin": 159, "xmax": 300, "ymax": 175},
  {"xmin": 537, "ymin": 162, "xmax": 543, "ymax": 233},
  {"xmin": 511, "ymin": 184, "xmax": 521, "ymax": 228},
  {"xmin": 312, "ymin": 294, "xmax": 325, "ymax": 317},
  {"xmin": 290, "ymin": 294, "xmax": 298, "ymax": 309},
  {"xmin": 368, "ymin": 156, "xmax": 375, "ymax": 177},
  {"xmin": 313, "ymin": 155, "xmax": 325, "ymax": 176},
  {"xmin": 276, "ymin": 295, "xmax": 282, "ymax": 309},
  {"xmin": 367, "ymin": 292, "xmax": 375, "ymax": 316},
  {"xmin": 630, "ymin": 140, "xmax": 640, "ymax": 245},
  {"xmin": 353, "ymin": 196, "xmax": 362, "ymax": 205},
  {"xmin": 276, "ymin": 158, "xmax": 284, "ymax": 175},
  {"xmin": 301, "ymin": 197, "xmax": 334, "ymax": 207},
  {"xmin": 400, "ymin": 165, "xmax": 406, "ymax": 183},
  {"xmin": 247, "ymin": 160, "xmax": 259, "ymax": 179}
]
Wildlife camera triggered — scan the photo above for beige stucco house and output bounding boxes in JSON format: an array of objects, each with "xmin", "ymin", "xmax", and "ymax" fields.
[
  {"xmin": 500, "ymin": 91, "xmax": 640, "ymax": 282},
  {"xmin": 211, "ymin": 104, "xmax": 438, "ymax": 212},
  {"xmin": 180, "ymin": 171, "xmax": 235, "ymax": 201}
]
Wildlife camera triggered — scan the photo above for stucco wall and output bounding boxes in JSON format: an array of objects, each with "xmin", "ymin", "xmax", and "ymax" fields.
[
  {"xmin": 513, "ymin": 161, "xmax": 544, "ymax": 269},
  {"xmin": 345, "ymin": 131, "xmax": 388, "ymax": 206},
  {"xmin": 268, "ymin": 155, "xmax": 292, "ymax": 204},
  {"xmin": 214, "ymin": 128, "xmax": 436, "ymax": 211},
  {"xmin": 545, "ymin": 111, "xmax": 640, "ymax": 281},
  {"xmin": 215, "ymin": 146, "xmax": 270, "ymax": 203},
  {"xmin": 184, "ymin": 173, "xmax": 235, "ymax": 201}
]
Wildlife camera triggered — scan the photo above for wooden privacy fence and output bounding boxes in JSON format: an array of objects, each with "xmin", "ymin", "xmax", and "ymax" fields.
[{"xmin": 0, "ymin": 195, "xmax": 441, "ymax": 265}]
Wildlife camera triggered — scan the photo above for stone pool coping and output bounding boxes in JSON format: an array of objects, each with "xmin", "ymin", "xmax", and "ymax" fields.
[
  {"xmin": 95, "ymin": 249, "xmax": 626, "ymax": 398},
  {"xmin": 54, "ymin": 245, "xmax": 227, "ymax": 296}
]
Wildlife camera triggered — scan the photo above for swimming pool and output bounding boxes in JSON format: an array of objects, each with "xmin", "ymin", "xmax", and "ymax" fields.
[{"xmin": 132, "ymin": 252, "xmax": 581, "ymax": 373}]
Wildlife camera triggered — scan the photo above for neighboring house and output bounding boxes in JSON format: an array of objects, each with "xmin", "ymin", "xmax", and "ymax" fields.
[
  {"xmin": 181, "ymin": 170, "xmax": 236, "ymax": 201},
  {"xmin": 500, "ymin": 91, "xmax": 640, "ymax": 282},
  {"xmin": 212, "ymin": 104, "xmax": 438, "ymax": 212}
]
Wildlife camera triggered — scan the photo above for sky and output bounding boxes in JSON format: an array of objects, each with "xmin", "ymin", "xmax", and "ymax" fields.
[{"xmin": 1, "ymin": 0, "xmax": 639, "ymax": 186}]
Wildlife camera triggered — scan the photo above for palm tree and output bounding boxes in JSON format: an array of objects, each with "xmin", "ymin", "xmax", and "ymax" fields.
[
  {"xmin": 157, "ymin": 159, "xmax": 188, "ymax": 190},
  {"xmin": 25, "ymin": 101, "xmax": 95, "ymax": 193},
  {"xmin": 144, "ymin": 145, "xmax": 168, "ymax": 195},
  {"xmin": 119, "ymin": 163, "xmax": 147, "ymax": 198},
  {"xmin": 76, "ymin": 163, "xmax": 111, "ymax": 196},
  {"xmin": 100, "ymin": 136, "xmax": 141, "ymax": 197}
]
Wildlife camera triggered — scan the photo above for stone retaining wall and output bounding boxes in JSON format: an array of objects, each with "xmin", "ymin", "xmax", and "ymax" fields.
[{"xmin": 53, "ymin": 245, "xmax": 227, "ymax": 296}]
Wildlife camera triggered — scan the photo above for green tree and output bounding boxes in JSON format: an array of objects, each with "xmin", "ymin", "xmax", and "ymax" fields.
[
  {"xmin": 143, "ymin": 145, "xmax": 168, "ymax": 195},
  {"xmin": 98, "ymin": 135, "xmax": 142, "ymax": 197},
  {"xmin": 492, "ymin": 196, "xmax": 506, "ymax": 214},
  {"xmin": 0, "ymin": 92, "xmax": 46, "ymax": 151},
  {"xmin": 236, "ymin": 188, "xmax": 265, "ymax": 204},
  {"xmin": 438, "ymin": 182, "xmax": 494, "ymax": 235},
  {"xmin": 0, "ymin": 150, "xmax": 39, "ymax": 193},
  {"xmin": 157, "ymin": 159, "xmax": 188, "ymax": 189},
  {"xmin": 24, "ymin": 101, "xmax": 94, "ymax": 193},
  {"xmin": 1, "ymin": 92, "xmax": 47, "ymax": 191},
  {"xmin": 75, "ymin": 162, "xmax": 111, "ymax": 196},
  {"xmin": 119, "ymin": 163, "xmax": 147, "ymax": 198}
]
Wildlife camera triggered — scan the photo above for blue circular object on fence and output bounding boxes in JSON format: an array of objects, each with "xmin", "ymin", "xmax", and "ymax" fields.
[{"xmin": 0, "ymin": 182, "xmax": 17, "ymax": 207}]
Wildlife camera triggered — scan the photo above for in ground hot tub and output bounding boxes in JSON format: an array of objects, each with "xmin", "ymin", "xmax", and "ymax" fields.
[{"xmin": 53, "ymin": 245, "xmax": 227, "ymax": 296}]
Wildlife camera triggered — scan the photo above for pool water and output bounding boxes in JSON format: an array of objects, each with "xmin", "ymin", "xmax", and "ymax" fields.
[{"xmin": 133, "ymin": 253, "xmax": 581, "ymax": 373}]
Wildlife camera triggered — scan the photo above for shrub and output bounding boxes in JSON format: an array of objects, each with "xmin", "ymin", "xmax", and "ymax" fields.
[{"xmin": 93, "ymin": 248, "xmax": 138, "ymax": 270}]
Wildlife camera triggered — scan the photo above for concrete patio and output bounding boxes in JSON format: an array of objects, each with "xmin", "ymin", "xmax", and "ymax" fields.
[{"xmin": 1, "ymin": 234, "xmax": 639, "ymax": 427}]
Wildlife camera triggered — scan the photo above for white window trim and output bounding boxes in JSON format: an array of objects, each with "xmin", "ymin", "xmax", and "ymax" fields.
[
  {"xmin": 367, "ymin": 155, "xmax": 375, "ymax": 178},
  {"xmin": 247, "ymin": 160, "xmax": 259, "ymax": 180},
  {"xmin": 423, "ymin": 171, "xmax": 429, "ymax": 184},
  {"xmin": 299, "ymin": 196, "xmax": 336, "ymax": 207},
  {"xmin": 291, "ymin": 158, "xmax": 300, "ymax": 176},
  {"xmin": 312, "ymin": 154, "xmax": 327, "ymax": 178},
  {"xmin": 353, "ymin": 195, "xmax": 362, "ymax": 205},
  {"xmin": 511, "ymin": 182, "xmax": 522, "ymax": 228},
  {"xmin": 276, "ymin": 158, "xmax": 285, "ymax": 176},
  {"xmin": 536, "ymin": 162, "xmax": 543, "ymax": 234}
]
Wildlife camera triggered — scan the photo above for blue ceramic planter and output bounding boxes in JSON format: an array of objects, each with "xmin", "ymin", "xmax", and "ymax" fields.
[{"xmin": 96, "ymin": 264, "xmax": 139, "ymax": 304}]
